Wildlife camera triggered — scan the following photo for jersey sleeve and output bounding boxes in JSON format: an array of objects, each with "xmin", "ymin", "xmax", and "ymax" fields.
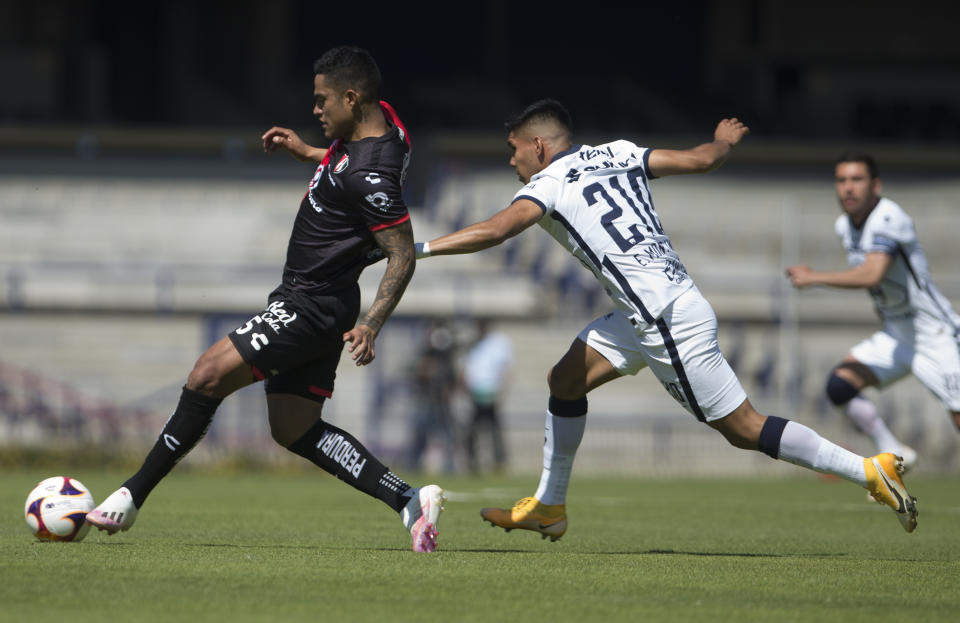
[
  {"xmin": 867, "ymin": 203, "xmax": 915, "ymax": 254},
  {"xmin": 512, "ymin": 174, "xmax": 561, "ymax": 215},
  {"xmin": 347, "ymin": 168, "xmax": 410, "ymax": 232}
]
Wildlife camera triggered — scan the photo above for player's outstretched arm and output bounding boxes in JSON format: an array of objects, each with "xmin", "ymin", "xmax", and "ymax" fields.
[
  {"xmin": 647, "ymin": 118, "xmax": 749, "ymax": 178},
  {"xmin": 786, "ymin": 252, "xmax": 892, "ymax": 289},
  {"xmin": 261, "ymin": 126, "xmax": 328, "ymax": 164},
  {"xmin": 419, "ymin": 199, "xmax": 543, "ymax": 258},
  {"xmin": 344, "ymin": 220, "xmax": 416, "ymax": 366}
]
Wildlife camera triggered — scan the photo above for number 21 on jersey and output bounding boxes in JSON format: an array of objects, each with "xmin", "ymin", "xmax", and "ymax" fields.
[{"xmin": 582, "ymin": 169, "xmax": 664, "ymax": 252}]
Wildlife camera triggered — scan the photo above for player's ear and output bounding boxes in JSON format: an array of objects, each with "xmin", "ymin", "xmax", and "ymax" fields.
[
  {"xmin": 872, "ymin": 176, "xmax": 883, "ymax": 196},
  {"xmin": 343, "ymin": 88, "xmax": 360, "ymax": 113}
]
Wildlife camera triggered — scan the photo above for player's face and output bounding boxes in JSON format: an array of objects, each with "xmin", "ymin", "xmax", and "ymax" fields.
[
  {"xmin": 507, "ymin": 131, "xmax": 542, "ymax": 184},
  {"xmin": 835, "ymin": 161, "xmax": 881, "ymax": 220},
  {"xmin": 313, "ymin": 74, "xmax": 353, "ymax": 140}
]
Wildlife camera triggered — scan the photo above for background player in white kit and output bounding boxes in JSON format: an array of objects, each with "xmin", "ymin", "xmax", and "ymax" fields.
[
  {"xmin": 416, "ymin": 99, "xmax": 919, "ymax": 536},
  {"xmin": 787, "ymin": 152, "xmax": 960, "ymax": 469}
]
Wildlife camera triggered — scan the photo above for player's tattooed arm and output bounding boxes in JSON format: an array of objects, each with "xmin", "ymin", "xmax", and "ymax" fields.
[{"xmin": 343, "ymin": 220, "xmax": 416, "ymax": 365}]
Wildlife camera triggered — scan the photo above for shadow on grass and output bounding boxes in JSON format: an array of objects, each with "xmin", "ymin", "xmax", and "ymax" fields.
[{"xmin": 87, "ymin": 542, "xmax": 845, "ymax": 559}]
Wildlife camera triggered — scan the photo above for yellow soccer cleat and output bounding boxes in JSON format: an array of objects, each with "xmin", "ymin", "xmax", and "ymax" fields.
[
  {"xmin": 480, "ymin": 497, "xmax": 567, "ymax": 541},
  {"xmin": 864, "ymin": 453, "xmax": 918, "ymax": 533}
]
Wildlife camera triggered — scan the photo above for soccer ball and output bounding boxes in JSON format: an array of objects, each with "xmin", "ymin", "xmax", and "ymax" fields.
[{"xmin": 24, "ymin": 476, "xmax": 96, "ymax": 542}]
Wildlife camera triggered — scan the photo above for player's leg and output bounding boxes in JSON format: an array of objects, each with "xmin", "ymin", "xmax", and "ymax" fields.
[
  {"xmin": 648, "ymin": 286, "xmax": 917, "ymax": 532},
  {"xmin": 827, "ymin": 355, "xmax": 916, "ymax": 465},
  {"xmin": 710, "ymin": 399, "xmax": 917, "ymax": 532},
  {"xmin": 87, "ymin": 336, "xmax": 257, "ymax": 534},
  {"xmin": 268, "ymin": 368, "xmax": 445, "ymax": 552},
  {"xmin": 481, "ymin": 328, "xmax": 623, "ymax": 541},
  {"xmin": 536, "ymin": 337, "xmax": 622, "ymax": 504},
  {"xmin": 909, "ymin": 326, "xmax": 960, "ymax": 436}
]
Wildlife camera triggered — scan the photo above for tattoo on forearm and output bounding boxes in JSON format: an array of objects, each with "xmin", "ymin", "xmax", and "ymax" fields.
[{"xmin": 362, "ymin": 222, "xmax": 415, "ymax": 333}]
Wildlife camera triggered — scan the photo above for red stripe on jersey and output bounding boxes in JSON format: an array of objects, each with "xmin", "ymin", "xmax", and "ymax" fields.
[
  {"xmin": 309, "ymin": 385, "xmax": 333, "ymax": 398},
  {"xmin": 369, "ymin": 212, "xmax": 410, "ymax": 232},
  {"xmin": 379, "ymin": 101, "xmax": 411, "ymax": 148},
  {"xmin": 251, "ymin": 366, "xmax": 266, "ymax": 381},
  {"xmin": 318, "ymin": 139, "xmax": 343, "ymax": 167}
]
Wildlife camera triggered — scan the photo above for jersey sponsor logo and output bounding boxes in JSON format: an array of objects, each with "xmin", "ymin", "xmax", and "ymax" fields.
[
  {"xmin": 261, "ymin": 300, "xmax": 298, "ymax": 333},
  {"xmin": 364, "ymin": 172, "xmax": 381, "ymax": 184},
  {"xmin": 333, "ymin": 154, "xmax": 349, "ymax": 174},
  {"xmin": 365, "ymin": 191, "xmax": 392, "ymax": 211},
  {"xmin": 580, "ymin": 146, "xmax": 615, "ymax": 161},
  {"xmin": 317, "ymin": 430, "xmax": 367, "ymax": 478},
  {"xmin": 566, "ymin": 155, "xmax": 639, "ymax": 182},
  {"xmin": 234, "ymin": 301, "xmax": 296, "ymax": 353}
]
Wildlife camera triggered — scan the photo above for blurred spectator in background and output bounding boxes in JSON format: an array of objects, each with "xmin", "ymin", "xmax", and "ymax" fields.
[
  {"xmin": 407, "ymin": 319, "xmax": 458, "ymax": 472},
  {"xmin": 462, "ymin": 318, "xmax": 513, "ymax": 473}
]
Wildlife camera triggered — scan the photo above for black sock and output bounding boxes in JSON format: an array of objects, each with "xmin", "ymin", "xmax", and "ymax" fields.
[
  {"xmin": 288, "ymin": 419, "xmax": 412, "ymax": 513},
  {"xmin": 123, "ymin": 386, "xmax": 221, "ymax": 508}
]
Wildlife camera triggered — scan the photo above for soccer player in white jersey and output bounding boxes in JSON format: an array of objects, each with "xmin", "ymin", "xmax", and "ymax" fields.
[
  {"xmin": 787, "ymin": 152, "xmax": 960, "ymax": 469},
  {"xmin": 416, "ymin": 99, "xmax": 919, "ymax": 537}
]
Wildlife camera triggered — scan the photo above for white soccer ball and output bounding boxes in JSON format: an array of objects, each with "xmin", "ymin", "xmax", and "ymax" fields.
[{"xmin": 24, "ymin": 476, "xmax": 96, "ymax": 542}]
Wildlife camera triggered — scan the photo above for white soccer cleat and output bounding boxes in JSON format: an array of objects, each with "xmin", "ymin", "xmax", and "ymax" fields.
[
  {"xmin": 401, "ymin": 485, "xmax": 445, "ymax": 552},
  {"xmin": 85, "ymin": 487, "xmax": 139, "ymax": 535}
]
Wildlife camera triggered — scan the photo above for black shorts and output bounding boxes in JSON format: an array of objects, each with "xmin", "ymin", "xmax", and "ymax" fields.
[{"xmin": 228, "ymin": 283, "xmax": 360, "ymax": 403}]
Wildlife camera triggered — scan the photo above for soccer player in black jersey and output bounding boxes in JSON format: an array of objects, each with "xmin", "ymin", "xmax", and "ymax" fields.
[{"xmin": 86, "ymin": 46, "xmax": 445, "ymax": 552}]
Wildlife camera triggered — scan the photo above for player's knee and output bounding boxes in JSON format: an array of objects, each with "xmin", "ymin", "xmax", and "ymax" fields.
[
  {"xmin": 271, "ymin": 425, "xmax": 297, "ymax": 449},
  {"xmin": 709, "ymin": 401, "xmax": 763, "ymax": 450},
  {"xmin": 547, "ymin": 366, "xmax": 585, "ymax": 400},
  {"xmin": 825, "ymin": 373, "xmax": 859, "ymax": 406},
  {"xmin": 185, "ymin": 357, "xmax": 226, "ymax": 396}
]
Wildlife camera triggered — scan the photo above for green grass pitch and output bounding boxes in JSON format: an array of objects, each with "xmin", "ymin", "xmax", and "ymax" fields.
[{"xmin": 3, "ymin": 468, "xmax": 959, "ymax": 622}]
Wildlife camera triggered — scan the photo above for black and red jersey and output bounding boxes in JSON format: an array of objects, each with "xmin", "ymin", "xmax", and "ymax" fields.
[{"xmin": 282, "ymin": 101, "xmax": 411, "ymax": 294}]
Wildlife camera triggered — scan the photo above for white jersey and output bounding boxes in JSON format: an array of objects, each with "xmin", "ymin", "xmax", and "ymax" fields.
[
  {"xmin": 513, "ymin": 141, "xmax": 692, "ymax": 327},
  {"xmin": 835, "ymin": 197, "xmax": 960, "ymax": 334}
]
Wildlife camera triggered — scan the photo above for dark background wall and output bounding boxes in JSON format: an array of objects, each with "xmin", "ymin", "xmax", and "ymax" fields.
[{"xmin": 2, "ymin": 0, "xmax": 959, "ymax": 144}]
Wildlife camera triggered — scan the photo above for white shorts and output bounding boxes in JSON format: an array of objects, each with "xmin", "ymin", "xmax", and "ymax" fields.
[
  {"xmin": 850, "ymin": 317, "xmax": 960, "ymax": 411},
  {"xmin": 578, "ymin": 286, "xmax": 747, "ymax": 422}
]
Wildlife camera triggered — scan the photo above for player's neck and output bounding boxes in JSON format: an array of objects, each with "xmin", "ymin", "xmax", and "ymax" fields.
[
  {"xmin": 347, "ymin": 105, "xmax": 389, "ymax": 142},
  {"xmin": 850, "ymin": 197, "xmax": 880, "ymax": 228},
  {"xmin": 544, "ymin": 140, "xmax": 572, "ymax": 164}
]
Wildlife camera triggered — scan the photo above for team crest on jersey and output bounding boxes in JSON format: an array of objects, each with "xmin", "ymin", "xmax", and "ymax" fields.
[{"xmin": 333, "ymin": 154, "xmax": 349, "ymax": 174}]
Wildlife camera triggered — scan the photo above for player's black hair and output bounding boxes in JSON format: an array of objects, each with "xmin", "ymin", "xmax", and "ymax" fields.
[
  {"xmin": 836, "ymin": 150, "xmax": 879, "ymax": 179},
  {"xmin": 505, "ymin": 98, "xmax": 573, "ymax": 137},
  {"xmin": 313, "ymin": 46, "xmax": 381, "ymax": 104}
]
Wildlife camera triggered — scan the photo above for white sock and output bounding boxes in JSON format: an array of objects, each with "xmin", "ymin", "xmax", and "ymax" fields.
[
  {"xmin": 777, "ymin": 420, "xmax": 866, "ymax": 486},
  {"xmin": 533, "ymin": 412, "xmax": 586, "ymax": 505},
  {"xmin": 845, "ymin": 396, "xmax": 905, "ymax": 454}
]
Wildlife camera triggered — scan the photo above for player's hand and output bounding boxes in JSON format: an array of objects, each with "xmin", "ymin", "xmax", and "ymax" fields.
[
  {"xmin": 785, "ymin": 264, "xmax": 814, "ymax": 288},
  {"xmin": 343, "ymin": 324, "xmax": 377, "ymax": 366},
  {"xmin": 715, "ymin": 118, "xmax": 750, "ymax": 147},
  {"xmin": 261, "ymin": 126, "xmax": 317, "ymax": 162}
]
